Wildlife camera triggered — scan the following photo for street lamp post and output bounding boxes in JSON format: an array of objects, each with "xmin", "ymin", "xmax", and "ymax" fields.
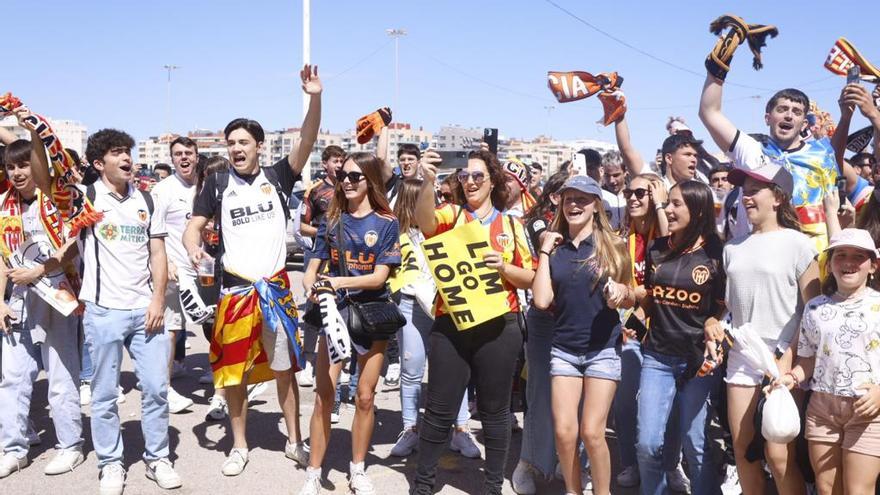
[
  {"xmin": 163, "ymin": 64, "xmax": 180, "ymax": 136},
  {"xmin": 386, "ymin": 28, "xmax": 406, "ymax": 119}
]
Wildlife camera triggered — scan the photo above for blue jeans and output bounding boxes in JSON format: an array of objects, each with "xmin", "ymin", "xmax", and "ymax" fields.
[
  {"xmin": 614, "ymin": 340, "xmax": 683, "ymax": 470},
  {"xmin": 80, "ymin": 338, "xmax": 94, "ymax": 381},
  {"xmin": 83, "ymin": 302, "xmax": 171, "ymax": 467},
  {"xmin": 0, "ymin": 314, "xmax": 82, "ymax": 456},
  {"xmin": 636, "ymin": 350, "xmax": 721, "ymax": 495},
  {"xmin": 397, "ymin": 295, "xmax": 469, "ymax": 429},
  {"xmin": 518, "ymin": 308, "xmax": 557, "ymax": 476}
]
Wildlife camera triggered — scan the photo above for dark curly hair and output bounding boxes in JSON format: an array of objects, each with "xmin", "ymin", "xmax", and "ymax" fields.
[
  {"xmin": 447, "ymin": 149, "xmax": 508, "ymax": 211},
  {"xmin": 85, "ymin": 129, "xmax": 135, "ymax": 166}
]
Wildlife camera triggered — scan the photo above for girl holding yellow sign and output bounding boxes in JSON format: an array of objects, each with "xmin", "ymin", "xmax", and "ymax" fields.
[
  {"xmin": 531, "ymin": 175, "xmax": 634, "ymax": 495},
  {"xmin": 412, "ymin": 148, "xmax": 535, "ymax": 495}
]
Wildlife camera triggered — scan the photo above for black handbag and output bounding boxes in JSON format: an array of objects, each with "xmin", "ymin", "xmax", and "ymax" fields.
[{"xmin": 334, "ymin": 216, "xmax": 405, "ymax": 338}]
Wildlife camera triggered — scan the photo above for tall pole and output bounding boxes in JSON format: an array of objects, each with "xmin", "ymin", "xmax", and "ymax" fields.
[
  {"xmin": 386, "ymin": 29, "xmax": 406, "ymax": 119},
  {"xmin": 302, "ymin": 0, "xmax": 311, "ymax": 179},
  {"xmin": 543, "ymin": 105, "xmax": 556, "ymax": 138},
  {"xmin": 163, "ymin": 65, "xmax": 180, "ymax": 135}
]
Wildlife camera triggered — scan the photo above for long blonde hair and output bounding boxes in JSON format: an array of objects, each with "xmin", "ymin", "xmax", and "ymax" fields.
[
  {"xmin": 550, "ymin": 194, "xmax": 632, "ymax": 286},
  {"xmin": 625, "ymin": 172, "xmax": 666, "ymax": 234},
  {"xmin": 393, "ymin": 178, "xmax": 422, "ymax": 233}
]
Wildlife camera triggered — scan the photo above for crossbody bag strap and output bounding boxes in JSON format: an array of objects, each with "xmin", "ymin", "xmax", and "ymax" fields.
[{"xmin": 334, "ymin": 215, "xmax": 352, "ymax": 302}]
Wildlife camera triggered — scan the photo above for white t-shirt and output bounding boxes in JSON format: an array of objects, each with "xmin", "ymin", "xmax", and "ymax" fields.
[
  {"xmin": 151, "ymin": 174, "xmax": 196, "ymax": 278},
  {"xmin": 798, "ymin": 289, "xmax": 880, "ymax": 397},
  {"xmin": 193, "ymin": 168, "xmax": 291, "ymax": 282},
  {"xmin": 601, "ymin": 188, "xmax": 625, "ymax": 232},
  {"xmin": 724, "ymin": 229, "xmax": 816, "ymax": 348},
  {"xmin": 77, "ymin": 180, "xmax": 167, "ymax": 309}
]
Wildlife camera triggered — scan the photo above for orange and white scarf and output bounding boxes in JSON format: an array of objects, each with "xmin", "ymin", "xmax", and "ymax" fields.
[
  {"xmin": 0, "ymin": 93, "xmax": 102, "ymax": 237},
  {"xmin": 825, "ymin": 38, "xmax": 880, "ymax": 84},
  {"xmin": 547, "ymin": 71, "xmax": 625, "ymax": 126}
]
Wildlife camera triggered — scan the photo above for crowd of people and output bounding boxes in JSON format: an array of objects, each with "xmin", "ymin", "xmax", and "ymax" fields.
[{"xmin": 1, "ymin": 17, "xmax": 880, "ymax": 495}]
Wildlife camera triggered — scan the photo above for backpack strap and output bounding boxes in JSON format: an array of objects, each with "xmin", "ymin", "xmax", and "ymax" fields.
[
  {"xmin": 80, "ymin": 184, "xmax": 97, "ymax": 241},
  {"xmin": 139, "ymin": 189, "xmax": 154, "ymax": 216},
  {"xmin": 262, "ymin": 166, "xmax": 291, "ymax": 221}
]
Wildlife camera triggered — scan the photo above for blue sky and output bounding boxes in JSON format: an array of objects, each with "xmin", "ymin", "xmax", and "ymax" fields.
[{"xmin": 4, "ymin": 0, "xmax": 877, "ymax": 158}]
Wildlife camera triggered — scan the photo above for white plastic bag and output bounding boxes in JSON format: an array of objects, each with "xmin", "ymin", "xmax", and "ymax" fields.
[
  {"xmin": 730, "ymin": 323, "xmax": 780, "ymax": 379},
  {"xmin": 762, "ymin": 386, "xmax": 801, "ymax": 443}
]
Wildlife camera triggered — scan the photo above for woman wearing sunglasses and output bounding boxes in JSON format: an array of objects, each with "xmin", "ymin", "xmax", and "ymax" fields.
[
  {"xmin": 615, "ymin": 174, "xmax": 693, "ymax": 491},
  {"xmin": 723, "ymin": 164, "xmax": 818, "ymax": 494},
  {"xmin": 411, "ymin": 149, "xmax": 536, "ymax": 495},
  {"xmin": 301, "ymin": 152, "xmax": 401, "ymax": 495},
  {"xmin": 636, "ymin": 180, "xmax": 726, "ymax": 495},
  {"xmin": 532, "ymin": 175, "xmax": 634, "ymax": 495}
]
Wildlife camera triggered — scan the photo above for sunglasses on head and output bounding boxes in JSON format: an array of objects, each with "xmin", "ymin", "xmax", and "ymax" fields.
[
  {"xmin": 335, "ymin": 170, "xmax": 364, "ymax": 183},
  {"xmin": 456, "ymin": 171, "xmax": 486, "ymax": 184},
  {"xmin": 622, "ymin": 188, "xmax": 650, "ymax": 200}
]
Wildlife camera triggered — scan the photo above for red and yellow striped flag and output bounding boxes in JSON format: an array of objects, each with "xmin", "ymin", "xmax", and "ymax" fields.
[{"xmin": 209, "ymin": 288, "xmax": 274, "ymax": 389}]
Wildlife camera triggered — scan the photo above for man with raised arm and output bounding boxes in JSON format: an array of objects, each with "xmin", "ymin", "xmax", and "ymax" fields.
[{"xmin": 182, "ymin": 64, "xmax": 321, "ymax": 477}]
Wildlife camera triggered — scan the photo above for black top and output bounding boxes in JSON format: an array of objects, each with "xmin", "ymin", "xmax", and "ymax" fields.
[
  {"xmin": 193, "ymin": 157, "xmax": 299, "ymax": 217},
  {"xmin": 549, "ymin": 235, "xmax": 621, "ymax": 355},
  {"xmin": 644, "ymin": 236, "xmax": 725, "ymax": 359}
]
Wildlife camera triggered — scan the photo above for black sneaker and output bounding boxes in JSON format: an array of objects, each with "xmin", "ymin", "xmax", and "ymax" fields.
[{"xmin": 331, "ymin": 401, "xmax": 341, "ymax": 424}]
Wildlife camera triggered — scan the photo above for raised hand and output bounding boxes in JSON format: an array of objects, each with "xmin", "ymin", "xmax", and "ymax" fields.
[{"xmin": 300, "ymin": 64, "xmax": 322, "ymax": 95}]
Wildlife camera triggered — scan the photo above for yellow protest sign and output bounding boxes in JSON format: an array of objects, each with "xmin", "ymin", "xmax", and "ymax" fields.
[
  {"xmin": 389, "ymin": 232, "xmax": 421, "ymax": 293},
  {"xmin": 421, "ymin": 220, "xmax": 508, "ymax": 330}
]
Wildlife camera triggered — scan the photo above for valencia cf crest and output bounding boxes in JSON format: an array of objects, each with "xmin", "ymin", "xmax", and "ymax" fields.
[
  {"xmin": 364, "ymin": 230, "xmax": 378, "ymax": 247},
  {"xmin": 137, "ymin": 209, "xmax": 148, "ymax": 223},
  {"xmin": 691, "ymin": 265, "xmax": 710, "ymax": 286},
  {"xmin": 495, "ymin": 232, "xmax": 512, "ymax": 250},
  {"xmin": 260, "ymin": 182, "xmax": 272, "ymax": 196}
]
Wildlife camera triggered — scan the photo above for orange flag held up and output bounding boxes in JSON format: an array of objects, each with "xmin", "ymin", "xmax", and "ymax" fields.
[
  {"xmin": 356, "ymin": 107, "xmax": 393, "ymax": 144},
  {"xmin": 547, "ymin": 71, "xmax": 626, "ymax": 126},
  {"xmin": 824, "ymin": 38, "xmax": 880, "ymax": 84}
]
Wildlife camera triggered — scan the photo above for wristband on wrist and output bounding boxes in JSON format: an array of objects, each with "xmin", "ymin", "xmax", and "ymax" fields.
[
  {"xmin": 539, "ymin": 250, "xmax": 552, "ymax": 257},
  {"xmin": 654, "ymin": 201, "xmax": 667, "ymax": 211},
  {"xmin": 783, "ymin": 371, "xmax": 799, "ymax": 385}
]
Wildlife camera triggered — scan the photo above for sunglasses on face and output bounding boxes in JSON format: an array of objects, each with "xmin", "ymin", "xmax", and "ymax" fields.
[
  {"xmin": 622, "ymin": 188, "xmax": 650, "ymax": 200},
  {"xmin": 335, "ymin": 170, "xmax": 364, "ymax": 183},
  {"xmin": 457, "ymin": 171, "xmax": 486, "ymax": 185}
]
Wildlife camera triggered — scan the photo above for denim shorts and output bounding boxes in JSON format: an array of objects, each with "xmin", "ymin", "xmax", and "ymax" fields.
[{"xmin": 550, "ymin": 345, "xmax": 621, "ymax": 380}]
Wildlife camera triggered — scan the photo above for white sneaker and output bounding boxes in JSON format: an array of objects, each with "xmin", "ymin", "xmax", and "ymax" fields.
[
  {"xmin": 79, "ymin": 381, "xmax": 92, "ymax": 406},
  {"xmin": 338, "ymin": 369, "xmax": 350, "ymax": 385},
  {"xmin": 383, "ymin": 363, "xmax": 400, "ymax": 387},
  {"xmin": 667, "ymin": 463, "xmax": 691, "ymax": 494},
  {"xmin": 184, "ymin": 339, "xmax": 191, "ymax": 349},
  {"xmin": 297, "ymin": 361, "xmax": 314, "ymax": 387},
  {"xmin": 389, "ymin": 427, "xmax": 419, "ymax": 457},
  {"xmin": 205, "ymin": 395, "xmax": 228, "ymax": 421},
  {"xmin": 330, "ymin": 401, "xmax": 341, "ymax": 424},
  {"xmin": 0, "ymin": 452, "xmax": 29, "ymax": 478},
  {"xmin": 145, "ymin": 457, "xmax": 182, "ymax": 489},
  {"xmin": 246, "ymin": 381, "xmax": 268, "ymax": 403},
  {"xmin": 450, "ymin": 427, "xmax": 481, "ymax": 459},
  {"xmin": 720, "ymin": 464, "xmax": 741, "ymax": 495},
  {"xmin": 511, "ymin": 414, "xmax": 522, "ymax": 432},
  {"xmin": 117, "ymin": 386, "xmax": 126, "ymax": 405},
  {"xmin": 285, "ymin": 441, "xmax": 309, "ymax": 466},
  {"xmin": 168, "ymin": 387, "xmax": 193, "ymax": 414},
  {"xmin": 26, "ymin": 421, "xmax": 40, "ymax": 446},
  {"xmin": 199, "ymin": 370, "xmax": 214, "ymax": 385},
  {"xmin": 616, "ymin": 464, "xmax": 640, "ymax": 487},
  {"xmin": 99, "ymin": 463, "xmax": 126, "ymax": 495},
  {"xmin": 348, "ymin": 462, "xmax": 376, "ymax": 495},
  {"xmin": 171, "ymin": 361, "xmax": 187, "ymax": 380},
  {"xmin": 511, "ymin": 460, "xmax": 537, "ymax": 495},
  {"xmin": 221, "ymin": 448, "xmax": 248, "ymax": 476},
  {"xmin": 44, "ymin": 448, "xmax": 84, "ymax": 475},
  {"xmin": 298, "ymin": 467, "xmax": 322, "ymax": 495}
]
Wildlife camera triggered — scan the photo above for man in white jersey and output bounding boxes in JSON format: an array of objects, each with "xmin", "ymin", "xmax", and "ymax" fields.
[
  {"xmin": 0, "ymin": 136, "xmax": 83, "ymax": 478},
  {"xmin": 39, "ymin": 128, "xmax": 180, "ymax": 495},
  {"xmin": 183, "ymin": 64, "xmax": 322, "ymax": 476},
  {"xmin": 151, "ymin": 136, "xmax": 203, "ymax": 415}
]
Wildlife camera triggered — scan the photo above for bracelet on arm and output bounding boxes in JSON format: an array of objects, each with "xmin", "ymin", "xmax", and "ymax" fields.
[
  {"xmin": 783, "ymin": 370, "xmax": 800, "ymax": 385},
  {"xmin": 539, "ymin": 250, "xmax": 552, "ymax": 257}
]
